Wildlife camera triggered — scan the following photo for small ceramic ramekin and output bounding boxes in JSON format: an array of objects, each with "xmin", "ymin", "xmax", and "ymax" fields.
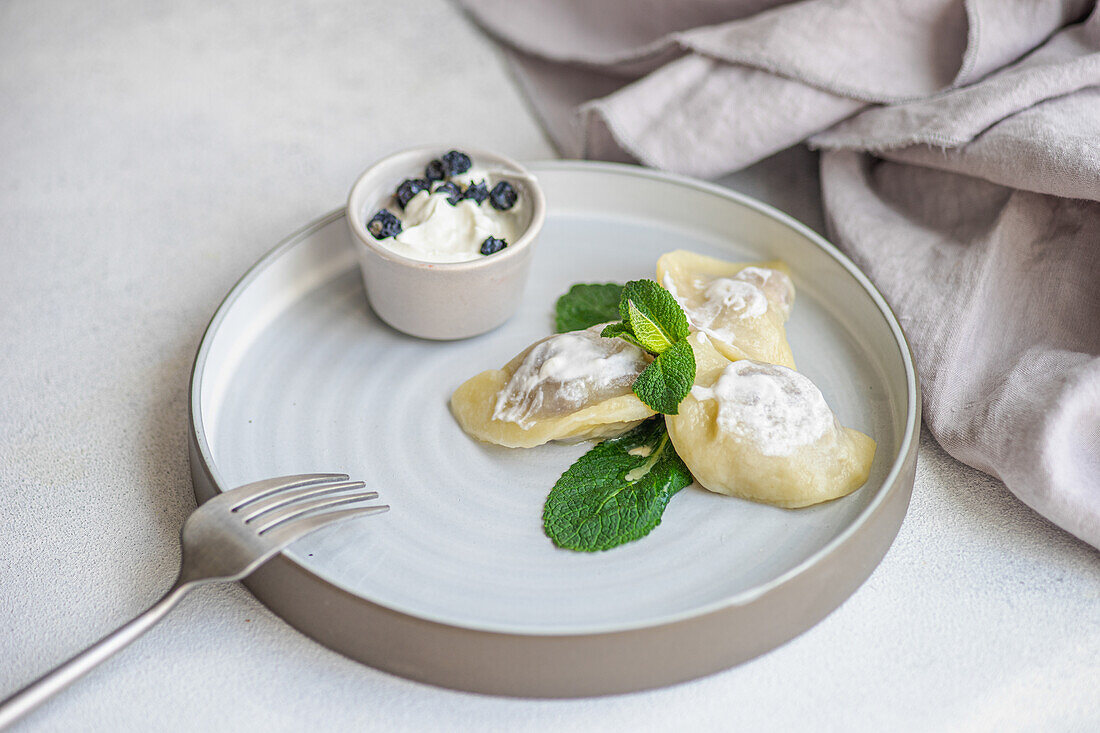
[{"xmin": 346, "ymin": 146, "xmax": 546, "ymax": 340}]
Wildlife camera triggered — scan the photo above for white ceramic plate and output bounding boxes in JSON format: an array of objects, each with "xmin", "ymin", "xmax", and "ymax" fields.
[{"xmin": 189, "ymin": 161, "xmax": 919, "ymax": 696}]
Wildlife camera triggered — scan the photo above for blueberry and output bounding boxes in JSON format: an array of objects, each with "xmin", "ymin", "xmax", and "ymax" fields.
[
  {"xmin": 367, "ymin": 209, "xmax": 402, "ymax": 239},
  {"xmin": 395, "ymin": 178, "xmax": 429, "ymax": 208},
  {"xmin": 480, "ymin": 236, "xmax": 507, "ymax": 256},
  {"xmin": 433, "ymin": 181, "xmax": 462, "ymax": 205},
  {"xmin": 441, "ymin": 150, "xmax": 472, "ymax": 176},
  {"xmin": 462, "ymin": 180, "xmax": 489, "ymax": 204},
  {"xmin": 425, "ymin": 159, "xmax": 446, "ymax": 181},
  {"xmin": 489, "ymin": 180, "xmax": 518, "ymax": 211}
]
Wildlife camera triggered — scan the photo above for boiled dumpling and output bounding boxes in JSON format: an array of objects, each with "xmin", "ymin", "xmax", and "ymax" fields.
[
  {"xmin": 657, "ymin": 250, "xmax": 797, "ymax": 369},
  {"xmin": 451, "ymin": 324, "xmax": 657, "ymax": 448},
  {"xmin": 666, "ymin": 334, "xmax": 875, "ymax": 508}
]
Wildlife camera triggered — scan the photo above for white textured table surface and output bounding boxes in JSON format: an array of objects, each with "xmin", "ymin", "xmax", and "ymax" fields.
[{"xmin": 2, "ymin": 2, "xmax": 1098, "ymax": 731}]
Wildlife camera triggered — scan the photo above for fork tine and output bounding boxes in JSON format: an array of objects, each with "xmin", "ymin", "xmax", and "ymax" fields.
[
  {"xmin": 240, "ymin": 481, "xmax": 371, "ymax": 522},
  {"xmin": 255, "ymin": 491, "xmax": 383, "ymax": 534},
  {"xmin": 222, "ymin": 473, "xmax": 350, "ymax": 511},
  {"xmin": 262, "ymin": 504, "xmax": 390, "ymax": 545}
]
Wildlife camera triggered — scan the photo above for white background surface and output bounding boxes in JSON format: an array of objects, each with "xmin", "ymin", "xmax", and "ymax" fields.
[{"xmin": 1, "ymin": 1, "xmax": 1097, "ymax": 730}]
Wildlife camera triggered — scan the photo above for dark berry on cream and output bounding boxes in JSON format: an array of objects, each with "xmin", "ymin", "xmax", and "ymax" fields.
[
  {"xmin": 489, "ymin": 181, "xmax": 518, "ymax": 211},
  {"xmin": 463, "ymin": 180, "xmax": 489, "ymax": 204},
  {"xmin": 367, "ymin": 209, "xmax": 402, "ymax": 239},
  {"xmin": 480, "ymin": 236, "xmax": 507, "ymax": 256},
  {"xmin": 441, "ymin": 150, "xmax": 472, "ymax": 176},
  {"xmin": 395, "ymin": 178, "xmax": 430, "ymax": 208}
]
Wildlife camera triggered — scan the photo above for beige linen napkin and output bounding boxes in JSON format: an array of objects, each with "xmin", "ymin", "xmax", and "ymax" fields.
[{"xmin": 461, "ymin": 0, "xmax": 1100, "ymax": 548}]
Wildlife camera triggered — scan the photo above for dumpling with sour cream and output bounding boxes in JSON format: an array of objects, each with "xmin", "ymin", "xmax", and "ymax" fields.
[
  {"xmin": 451, "ymin": 324, "xmax": 657, "ymax": 448},
  {"xmin": 666, "ymin": 334, "xmax": 875, "ymax": 508},
  {"xmin": 657, "ymin": 250, "xmax": 797, "ymax": 369}
]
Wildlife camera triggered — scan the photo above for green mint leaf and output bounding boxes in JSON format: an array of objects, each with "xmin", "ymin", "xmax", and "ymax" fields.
[
  {"xmin": 632, "ymin": 339, "xmax": 696, "ymax": 414},
  {"xmin": 554, "ymin": 283, "xmax": 625, "ymax": 333},
  {"xmin": 625, "ymin": 299, "xmax": 675, "ymax": 354},
  {"xmin": 600, "ymin": 322, "xmax": 633, "ymax": 339},
  {"xmin": 543, "ymin": 417, "xmax": 693, "ymax": 552},
  {"xmin": 599, "ymin": 321, "xmax": 643, "ymax": 349},
  {"xmin": 618, "ymin": 280, "xmax": 690, "ymax": 355}
]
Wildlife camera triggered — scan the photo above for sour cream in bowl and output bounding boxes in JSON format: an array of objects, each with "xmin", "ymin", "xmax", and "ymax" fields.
[{"xmin": 347, "ymin": 146, "xmax": 545, "ymax": 340}]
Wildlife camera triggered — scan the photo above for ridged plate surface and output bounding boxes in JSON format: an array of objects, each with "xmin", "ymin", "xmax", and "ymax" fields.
[{"xmin": 190, "ymin": 162, "xmax": 918, "ymax": 690}]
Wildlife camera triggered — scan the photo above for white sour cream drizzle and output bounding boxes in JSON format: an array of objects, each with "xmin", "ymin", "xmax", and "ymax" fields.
[
  {"xmin": 493, "ymin": 326, "xmax": 649, "ymax": 428},
  {"xmin": 735, "ymin": 266, "xmax": 795, "ymax": 318},
  {"xmin": 380, "ymin": 168, "xmax": 524, "ymax": 263},
  {"xmin": 690, "ymin": 360, "xmax": 834, "ymax": 456},
  {"xmin": 662, "ymin": 266, "xmax": 794, "ymax": 342},
  {"xmin": 700, "ymin": 277, "xmax": 769, "ymax": 319}
]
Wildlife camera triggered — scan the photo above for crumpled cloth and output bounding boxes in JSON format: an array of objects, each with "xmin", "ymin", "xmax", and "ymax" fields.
[{"xmin": 460, "ymin": 0, "xmax": 1100, "ymax": 549}]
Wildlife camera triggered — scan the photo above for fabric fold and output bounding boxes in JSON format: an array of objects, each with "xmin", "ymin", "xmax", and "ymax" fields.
[
  {"xmin": 579, "ymin": 57, "xmax": 863, "ymax": 175},
  {"xmin": 811, "ymin": 12, "xmax": 1100, "ymax": 152},
  {"xmin": 821, "ymin": 151, "xmax": 1100, "ymax": 546},
  {"xmin": 871, "ymin": 89, "xmax": 1100, "ymax": 202}
]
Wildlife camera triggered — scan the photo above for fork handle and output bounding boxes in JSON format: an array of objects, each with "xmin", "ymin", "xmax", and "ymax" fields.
[{"xmin": 0, "ymin": 580, "xmax": 196, "ymax": 728}]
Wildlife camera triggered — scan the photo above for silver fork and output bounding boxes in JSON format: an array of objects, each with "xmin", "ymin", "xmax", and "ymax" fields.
[{"xmin": 0, "ymin": 473, "xmax": 387, "ymax": 728}]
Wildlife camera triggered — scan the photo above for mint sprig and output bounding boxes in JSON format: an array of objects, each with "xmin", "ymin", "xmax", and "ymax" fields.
[
  {"xmin": 600, "ymin": 279, "xmax": 696, "ymax": 415},
  {"xmin": 554, "ymin": 283, "xmax": 624, "ymax": 333},
  {"xmin": 543, "ymin": 281, "xmax": 702, "ymax": 552},
  {"xmin": 543, "ymin": 417, "xmax": 692, "ymax": 551}
]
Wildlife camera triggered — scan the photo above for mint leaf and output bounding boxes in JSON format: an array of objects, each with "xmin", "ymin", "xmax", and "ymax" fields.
[
  {"xmin": 543, "ymin": 417, "xmax": 693, "ymax": 551},
  {"xmin": 599, "ymin": 321, "xmax": 643, "ymax": 350},
  {"xmin": 555, "ymin": 283, "xmax": 624, "ymax": 333},
  {"xmin": 600, "ymin": 322, "xmax": 633, "ymax": 339},
  {"xmin": 632, "ymin": 339, "xmax": 696, "ymax": 414},
  {"xmin": 618, "ymin": 280, "xmax": 690, "ymax": 355},
  {"xmin": 625, "ymin": 299, "xmax": 675, "ymax": 354}
]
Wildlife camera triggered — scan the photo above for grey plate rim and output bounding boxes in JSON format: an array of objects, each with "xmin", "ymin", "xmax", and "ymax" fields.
[{"xmin": 188, "ymin": 160, "xmax": 921, "ymax": 694}]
